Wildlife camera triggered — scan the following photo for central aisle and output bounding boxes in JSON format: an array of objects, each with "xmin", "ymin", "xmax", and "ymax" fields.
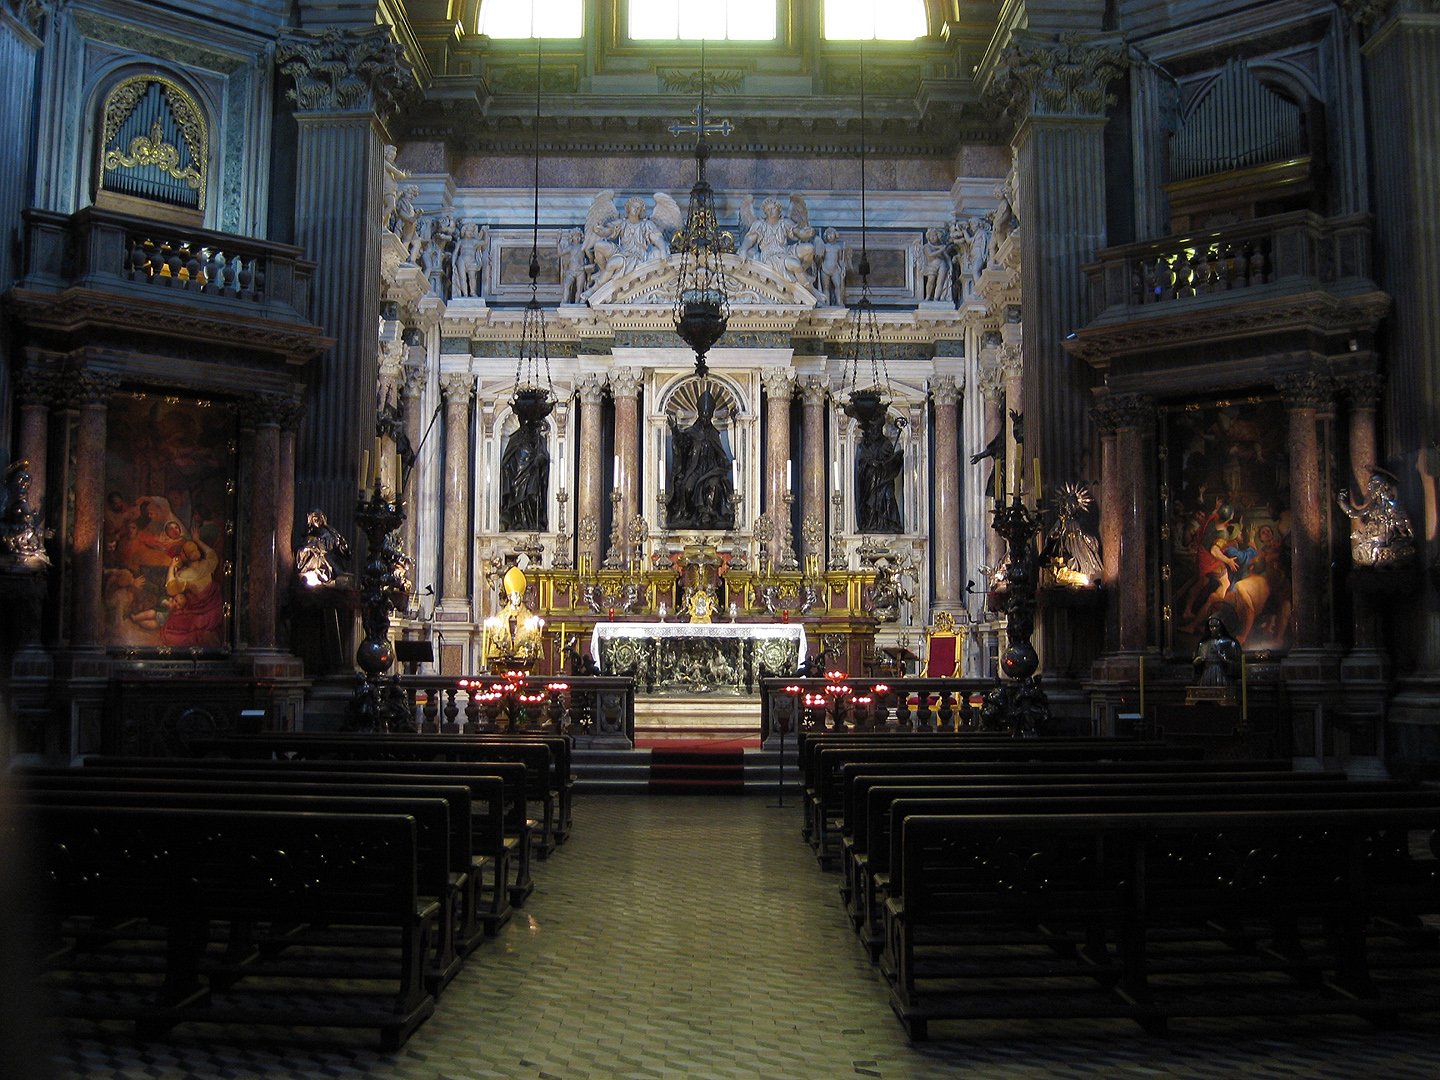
[{"xmin": 53, "ymin": 795, "xmax": 1440, "ymax": 1079}]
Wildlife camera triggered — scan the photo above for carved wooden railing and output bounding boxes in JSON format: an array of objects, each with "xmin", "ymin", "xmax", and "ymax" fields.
[
  {"xmin": 760, "ymin": 676, "xmax": 999, "ymax": 742},
  {"xmin": 1083, "ymin": 211, "xmax": 1374, "ymax": 316},
  {"xmin": 19, "ymin": 206, "xmax": 316, "ymax": 320},
  {"xmin": 398, "ymin": 674, "xmax": 635, "ymax": 745}
]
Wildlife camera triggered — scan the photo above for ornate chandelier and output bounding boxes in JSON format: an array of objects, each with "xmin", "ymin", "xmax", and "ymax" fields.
[{"xmin": 672, "ymin": 39, "xmax": 734, "ymax": 377}]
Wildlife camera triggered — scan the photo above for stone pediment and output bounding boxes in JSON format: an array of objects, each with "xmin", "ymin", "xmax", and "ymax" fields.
[{"xmin": 587, "ymin": 253, "xmax": 816, "ymax": 312}]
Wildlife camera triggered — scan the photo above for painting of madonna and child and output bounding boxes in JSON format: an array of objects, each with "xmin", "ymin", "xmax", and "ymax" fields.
[
  {"xmin": 101, "ymin": 394, "xmax": 235, "ymax": 650},
  {"xmin": 1165, "ymin": 398, "xmax": 1293, "ymax": 654}
]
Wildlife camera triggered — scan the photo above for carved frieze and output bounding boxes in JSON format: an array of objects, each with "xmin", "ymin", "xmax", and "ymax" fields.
[
  {"xmin": 988, "ymin": 33, "xmax": 1128, "ymax": 122},
  {"xmin": 276, "ymin": 27, "xmax": 415, "ymax": 118}
]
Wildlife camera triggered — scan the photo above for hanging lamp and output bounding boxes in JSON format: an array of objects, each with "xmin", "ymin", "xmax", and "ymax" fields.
[
  {"xmin": 512, "ymin": 37, "xmax": 556, "ymax": 425},
  {"xmin": 672, "ymin": 37, "xmax": 734, "ymax": 377}
]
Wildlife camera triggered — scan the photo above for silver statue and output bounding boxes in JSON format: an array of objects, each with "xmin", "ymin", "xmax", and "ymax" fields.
[{"xmin": 1337, "ymin": 469, "xmax": 1416, "ymax": 568}]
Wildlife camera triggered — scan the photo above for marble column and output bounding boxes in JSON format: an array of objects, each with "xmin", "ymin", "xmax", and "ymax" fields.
[
  {"xmin": 609, "ymin": 367, "xmax": 642, "ymax": 557},
  {"xmin": 440, "ymin": 373, "xmax": 473, "ymax": 611},
  {"xmin": 999, "ymin": 345, "xmax": 1024, "ymax": 503},
  {"xmin": 377, "ymin": 341, "xmax": 405, "ymax": 497},
  {"xmin": 1278, "ymin": 373, "xmax": 1335, "ymax": 651},
  {"xmin": 277, "ymin": 397, "xmax": 303, "ymax": 596},
  {"xmin": 800, "ymin": 377, "xmax": 828, "ymax": 568},
  {"xmin": 576, "ymin": 374, "xmax": 606, "ymax": 575},
  {"xmin": 14, "ymin": 366, "xmax": 54, "ymax": 517},
  {"xmin": 401, "ymin": 345, "xmax": 426, "ymax": 570},
  {"xmin": 240, "ymin": 395, "xmax": 284, "ymax": 651},
  {"xmin": 931, "ymin": 375, "xmax": 963, "ymax": 609},
  {"xmin": 977, "ymin": 361, "xmax": 1005, "ymax": 581},
  {"xmin": 762, "ymin": 368, "xmax": 796, "ymax": 562},
  {"xmin": 66, "ymin": 371, "xmax": 120, "ymax": 650},
  {"xmin": 1109, "ymin": 394, "xmax": 1153, "ymax": 654},
  {"xmin": 1343, "ymin": 372, "xmax": 1384, "ymax": 496},
  {"xmin": 1091, "ymin": 398, "xmax": 1122, "ymax": 651},
  {"xmin": 991, "ymin": 36, "xmax": 1127, "ymax": 498},
  {"xmin": 0, "ymin": 6, "xmax": 43, "ymax": 455},
  {"xmin": 278, "ymin": 26, "xmax": 414, "ymax": 545}
]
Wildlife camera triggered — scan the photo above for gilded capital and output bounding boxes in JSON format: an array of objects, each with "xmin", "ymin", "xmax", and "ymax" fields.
[
  {"xmin": 608, "ymin": 367, "xmax": 642, "ymax": 398},
  {"xmin": 930, "ymin": 375, "xmax": 963, "ymax": 408},
  {"xmin": 1100, "ymin": 393, "xmax": 1154, "ymax": 431},
  {"xmin": 61, "ymin": 370, "xmax": 120, "ymax": 409},
  {"xmin": 1276, "ymin": 372, "xmax": 1335, "ymax": 411},
  {"xmin": 1340, "ymin": 372, "xmax": 1385, "ymax": 410},
  {"xmin": 236, "ymin": 391, "xmax": 293, "ymax": 430},
  {"xmin": 276, "ymin": 27, "xmax": 416, "ymax": 119},
  {"xmin": 988, "ymin": 33, "xmax": 1128, "ymax": 122},
  {"xmin": 761, "ymin": 367, "xmax": 796, "ymax": 400}
]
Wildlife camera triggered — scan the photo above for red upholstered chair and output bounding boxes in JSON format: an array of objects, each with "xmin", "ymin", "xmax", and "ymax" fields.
[{"xmin": 909, "ymin": 612, "xmax": 962, "ymax": 721}]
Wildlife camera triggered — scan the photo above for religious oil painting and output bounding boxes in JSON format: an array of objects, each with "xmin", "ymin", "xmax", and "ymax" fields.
[
  {"xmin": 1162, "ymin": 397, "xmax": 1292, "ymax": 655},
  {"xmin": 102, "ymin": 393, "xmax": 236, "ymax": 650}
]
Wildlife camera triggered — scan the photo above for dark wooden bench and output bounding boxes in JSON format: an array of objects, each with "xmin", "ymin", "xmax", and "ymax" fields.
[
  {"xmin": 29, "ymin": 804, "xmax": 439, "ymax": 1049},
  {"xmin": 188, "ymin": 735, "xmax": 565, "ymax": 858},
  {"xmin": 841, "ymin": 770, "xmax": 1356, "ymax": 945},
  {"xmin": 883, "ymin": 804, "xmax": 1440, "ymax": 1039},
  {"xmin": 852, "ymin": 779, "xmax": 1417, "ymax": 957},
  {"xmin": 808, "ymin": 742, "xmax": 1203, "ymax": 863},
  {"xmin": 83, "ymin": 757, "xmax": 534, "ymax": 907}
]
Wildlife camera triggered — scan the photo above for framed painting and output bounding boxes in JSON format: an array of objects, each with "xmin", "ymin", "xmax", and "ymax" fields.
[
  {"xmin": 102, "ymin": 393, "xmax": 236, "ymax": 650},
  {"xmin": 1161, "ymin": 396, "xmax": 1292, "ymax": 655}
]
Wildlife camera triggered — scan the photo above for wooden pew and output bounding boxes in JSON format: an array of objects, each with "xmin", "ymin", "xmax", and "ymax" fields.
[
  {"xmin": 22, "ymin": 785, "xmax": 470, "ymax": 993},
  {"xmin": 807, "ymin": 742, "xmax": 1203, "ymax": 863},
  {"xmin": 852, "ymin": 779, "xmax": 1414, "ymax": 956},
  {"xmin": 882, "ymin": 803, "xmax": 1440, "ymax": 1039},
  {"xmin": 188, "ymin": 734, "xmax": 565, "ymax": 858},
  {"xmin": 29, "ymin": 804, "xmax": 439, "ymax": 1049},
  {"xmin": 83, "ymin": 757, "xmax": 534, "ymax": 907},
  {"xmin": 841, "ymin": 770, "xmax": 1356, "ymax": 945}
]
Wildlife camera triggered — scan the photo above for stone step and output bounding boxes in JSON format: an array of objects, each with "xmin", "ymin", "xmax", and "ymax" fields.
[{"xmin": 573, "ymin": 747, "xmax": 799, "ymax": 793}]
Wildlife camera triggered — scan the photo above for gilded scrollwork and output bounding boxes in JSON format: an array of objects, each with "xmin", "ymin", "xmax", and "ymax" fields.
[{"xmin": 100, "ymin": 76, "xmax": 208, "ymax": 211}]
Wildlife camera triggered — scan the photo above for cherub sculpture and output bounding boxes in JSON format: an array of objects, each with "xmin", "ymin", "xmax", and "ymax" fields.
[
  {"xmin": 1338, "ymin": 469, "xmax": 1417, "ymax": 567},
  {"xmin": 914, "ymin": 226, "xmax": 952, "ymax": 302},
  {"xmin": 738, "ymin": 194, "xmax": 817, "ymax": 285},
  {"xmin": 450, "ymin": 221, "xmax": 489, "ymax": 298},
  {"xmin": 381, "ymin": 145, "xmax": 408, "ymax": 231},
  {"xmin": 816, "ymin": 227, "xmax": 849, "ymax": 306},
  {"xmin": 394, "ymin": 185, "xmax": 420, "ymax": 259},
  {"xmin": 557, "ymin": 226, "xmax": 590, "ymax": 304},
  {"xmin": 581, "ymin": 191, "xmax": 683, "ymax": 298}
]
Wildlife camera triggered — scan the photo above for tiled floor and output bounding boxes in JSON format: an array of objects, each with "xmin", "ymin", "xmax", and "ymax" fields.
[{"xmin": 45, "ymin": 795, "xmax": 1440, "ymax": 1080}]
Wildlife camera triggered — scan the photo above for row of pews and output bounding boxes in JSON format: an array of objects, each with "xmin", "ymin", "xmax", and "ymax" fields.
[
  {"xmin": 798, "ymin": 731, "xmax": 1440, "ymax": 1039},
  {"xmin": 15, "ymin": 731, "xmax": 574, "ymax": 1049}
]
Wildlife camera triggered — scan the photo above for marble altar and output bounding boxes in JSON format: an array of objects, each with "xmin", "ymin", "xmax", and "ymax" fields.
[{"xmin": 591, "ymin": 622, "xmax": 807, "ymax": 696}]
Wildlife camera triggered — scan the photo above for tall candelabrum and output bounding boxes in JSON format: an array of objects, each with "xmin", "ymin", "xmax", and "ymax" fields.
[
  {"xmin": 778, "ymin": 490, "xmax": 799, "ymax": 571},
  {"xmin": 980, "ymin": 495, "xmax": 1050, "ymax": 736},
  {"xmin": 602, "ymin": 489, "xmax": 625, "ymax": 571},
  {"xmin": 347, "ymin": 480, "xmax": 415, "ymax": 732},
  {"xmin": 829, "ymin": 489, "xmax": 847, "ymax": 570}
]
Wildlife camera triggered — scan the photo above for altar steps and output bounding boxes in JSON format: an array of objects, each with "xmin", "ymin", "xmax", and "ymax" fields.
[
  {"xmin": 572, "ymin": 747, "xmax": 799, "ymax": 794},
  {"xmin": 648, "ymin": 749, "xmax": 745, "ymax": 794}
]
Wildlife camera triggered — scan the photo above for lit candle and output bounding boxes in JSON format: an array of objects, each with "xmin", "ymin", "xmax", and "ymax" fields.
[
  {"xmin": 373, "ymin": 437, "xmax": 382, "ymax": 483},
  {"xmin": 732, "ymin": 458, "xmax": 739, "ymax": 488},
  {"xmin": 360, "ymin": 450, "xmax": 370, "ymax": 493},
  {"xmin": 833, "ymin": 458, "xmax": 840, "ymax": 492},
  {"xmin": 1241, "ymin": 652, "xmax": 1248, "ymax": 721},
  {"xmin": 786, "ymin": 458, "xmax": 793, "ymax": 492},
  {"xmin": 1033, "ymin": 456, "xmax": 1042, "ymax": 505},
  {"xmin": 613, "ymin": 454, "xmax": 620, "ymax": 486}
]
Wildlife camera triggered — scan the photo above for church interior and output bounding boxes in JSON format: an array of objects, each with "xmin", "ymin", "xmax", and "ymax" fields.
[{"xmin": 2, "ymin": 0, "xmax": 1440, "ymax": 1074}]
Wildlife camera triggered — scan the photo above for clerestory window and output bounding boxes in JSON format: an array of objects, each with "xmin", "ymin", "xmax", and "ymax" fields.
[
  {"xmin": 628, "ymin": 0, "xmax": 777, "ymax": 40},
  {"xmin": 824, "ymin": 0, "xmax": 927, "ymax": 39},
  {"xmin": 479, "ymin": 0, "xmax": 583, "ymax": 38}
]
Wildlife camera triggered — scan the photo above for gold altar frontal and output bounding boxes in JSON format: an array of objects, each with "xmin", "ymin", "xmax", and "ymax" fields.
[{"xmin": 590, "ymin": 621, "xmax": 807, "ymax": 697}]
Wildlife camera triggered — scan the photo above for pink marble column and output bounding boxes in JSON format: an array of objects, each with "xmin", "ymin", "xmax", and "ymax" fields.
[
  {"xmin": 800, "ymin": 377, "xmax": 828, "ymax": 566},
  {"xmin": 576, "ymin": 374, "xmax": 606, "ymax": 575},
  {"xmin": 67, "ymin": 371, "xmax": 119, "ymax": 650},
  {"xmin": 762, "ymin": 368, "xmax": 795, "ymax": 561},
  {"xmin": 609, "ymin": 367, "xmax": 642, "ymax": 556},
  {"xmin": 440, "ymin": 373, "xmax": 474, "ymax": 607},
  {"xmin": 1091, "ymin": 399, "xmax": 1122, "ymax": 651},
  {"xmin": 1109, "ymin": 394, "xmax": 1153, "ymax": 653},
  {"xmin": 931, "ymin": 375, "xmax": 963, "ymax": 607},
  {"xmin": 241, "ymin": 396, "xmax": 283, "ymax": 650},
  {"xmin": 276, "ymin": 397, "xmax": 303, "ymax": 601},
  {"xmin": 1344, "ymin": 372, "xmax": 1383, "ymax": 495},
  {"xmin": 1279, "ymin": 373, "xmax": 1335, "ymax": 650},
  {"xmin": 978, "ymin": 363, "xmax": 1005, "ymax": 580},
  {"xmin": 14, "ymin": 366, "xmax": 53, "ymax": 518}
]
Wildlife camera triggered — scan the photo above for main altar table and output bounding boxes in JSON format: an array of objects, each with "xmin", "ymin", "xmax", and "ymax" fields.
[{"xmin": 591, "ymin": 622, "xmax": 807, "ymax": 696}]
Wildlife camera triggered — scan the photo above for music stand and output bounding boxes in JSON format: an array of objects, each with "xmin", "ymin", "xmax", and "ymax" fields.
[{"xmin": 394, "ymin": 638, "xmax": 434, "ymax": 675}]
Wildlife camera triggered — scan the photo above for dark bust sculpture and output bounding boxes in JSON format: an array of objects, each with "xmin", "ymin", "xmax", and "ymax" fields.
[{"xmin": 1193, "ymin": 614, "xmax": 1242, "ymax": 687}]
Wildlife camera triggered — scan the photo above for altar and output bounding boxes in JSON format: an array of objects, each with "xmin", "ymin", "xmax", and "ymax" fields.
[{"xmin": 591, "ymin": 622, "xmax": 807, "ymax": 697}]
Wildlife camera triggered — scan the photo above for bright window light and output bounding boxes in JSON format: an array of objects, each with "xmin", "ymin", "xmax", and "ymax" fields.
[
  {"xmin": 629, "ymin": 0, "xmax": 776, "ymax": 40},
  {"xmin": 480, "ymin": 0, "xmax": 583, "ymax": 38},
  {"xmin": 824, "ymin": 0, "xmax": 926, "ymax": 39}
]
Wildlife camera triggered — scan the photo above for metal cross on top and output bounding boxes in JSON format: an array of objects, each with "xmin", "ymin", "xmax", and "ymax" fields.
[{"xmin": 669, "ymin": 104, "xmax": 733, "ymax": 141}]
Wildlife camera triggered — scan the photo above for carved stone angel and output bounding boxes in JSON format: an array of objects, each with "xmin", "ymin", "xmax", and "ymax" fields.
[
  {"xmin": 581, "ymin": 190, "xmax": 683, "ymax": 297},
  {"xmin": 815, "ymin": 227, "xmax": 849, "ymax": 306},
  {"xmin": 913, "ymin": 226, "xmax": 952, "ymax": 302},
  {"xmin": 738, "ymin": 194, "xmax": 817, "ymax": 285}
]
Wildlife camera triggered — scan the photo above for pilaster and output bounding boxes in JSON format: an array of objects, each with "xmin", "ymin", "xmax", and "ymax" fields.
[
  {"xmin": 438, "ymin": 373, "xmax": 473, "ymax": 617},
  {"xmin": 930, "ymin": 375, "xmax": 963, "ymax": 609}
]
